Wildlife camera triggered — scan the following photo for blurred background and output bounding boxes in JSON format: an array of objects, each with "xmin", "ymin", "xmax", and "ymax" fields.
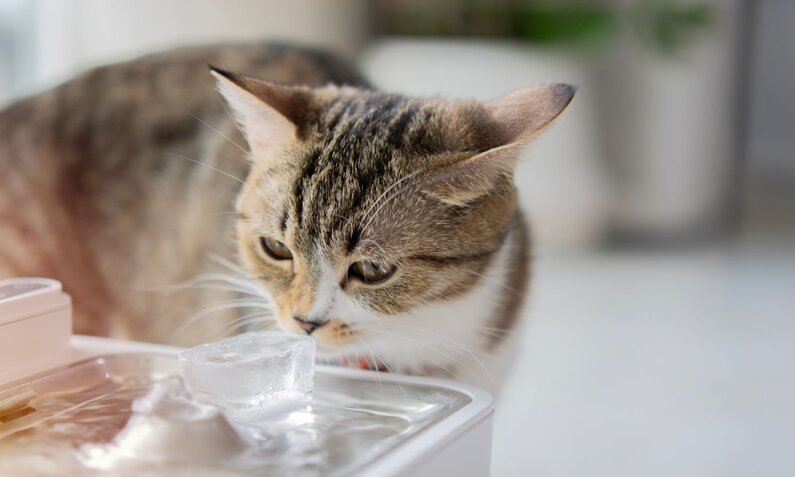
[{"xmin": 0, "ymin": 0, "xmax": 792, "ymax": 475}]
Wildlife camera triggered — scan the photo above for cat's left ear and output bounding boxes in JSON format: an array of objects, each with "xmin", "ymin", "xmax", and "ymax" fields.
[
  {"xmin": 424, "ymin": 84, "xmax": 575, "ymax": 206},
  {"xmin": 210, "ymin": 66, "xmax": 316, "ymax": 159}
]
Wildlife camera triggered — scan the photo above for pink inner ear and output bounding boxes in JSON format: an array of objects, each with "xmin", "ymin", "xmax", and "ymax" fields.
[
  {"xmin": 212, "ymin": 71, "xmax": 300, "ymax": 157},
  {"xmin": 486, "ymin": 84, "xmax": 576, "ymax": 145}
]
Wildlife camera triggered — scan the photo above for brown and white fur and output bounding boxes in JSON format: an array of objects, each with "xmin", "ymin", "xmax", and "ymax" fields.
[{"xmin": 0, "ymin": 43, "xmax": 573, "ymax": 392}]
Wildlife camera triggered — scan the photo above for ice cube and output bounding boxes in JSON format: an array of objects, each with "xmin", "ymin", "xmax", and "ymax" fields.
[{"xmin": 179, "ymin": 331, "xmax": 315, "ymax": 412}]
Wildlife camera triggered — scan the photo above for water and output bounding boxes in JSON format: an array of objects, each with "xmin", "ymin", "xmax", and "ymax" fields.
[
  {"xmin": 79, "ymin": 376, "xmax": 247, "ymax": 470},
  {"xmin": 179, "ymin": 332, "xmax": 315, "ymax": 412},
  {"xmin": 0, "ymin": 354, "xmax": 469, "ymax": 476}
]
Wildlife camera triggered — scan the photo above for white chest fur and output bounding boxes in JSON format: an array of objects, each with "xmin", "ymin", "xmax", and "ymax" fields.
[{"xmin": 354, "ymin": 224, "xmax": 522, "ymax": 394}]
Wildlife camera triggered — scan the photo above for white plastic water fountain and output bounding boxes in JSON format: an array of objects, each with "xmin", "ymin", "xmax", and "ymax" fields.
[{"xmin": 0, "ymin": 278, "xmax": 494, "ymax": 476}]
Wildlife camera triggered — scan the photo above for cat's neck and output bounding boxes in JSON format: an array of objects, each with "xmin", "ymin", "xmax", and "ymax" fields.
[{"xmin": 359, "ymin": 212, "xmax": 528, "ymax": 391}]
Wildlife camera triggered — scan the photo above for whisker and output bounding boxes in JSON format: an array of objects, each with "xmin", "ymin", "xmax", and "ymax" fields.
[
  {"xmin": 211, "ymin": 211, "xmax": 248, "ymax": 218},
  {"xmin": 363, "ymin": 346, "xmax": 408, "ymax": 398},
  {"xmin": 169, "ymin": 300, "xmax": 270, "ymax": 341},
  {"xmin": 475, "ymin": 324, "xmax": 515, "ymax": 334},
  {"xmin": 366, "ymin": 329, "xmax": 462, "ymax": 377},
  {"xmin": 360, "ymin": 180, "xmax": 422, "ymax": 235},
  {"xmin": 333, "ymin": 213, "xmax": 354, "ymax": 226},
  {"xmin": 170, "ymin": 153, "xmax": 246, "ymax": 185},
  {"xmin": 222, "ymin": 311, "xmax": 272, "ymax": 329},
  {"xmin": 358, "ymin": 169, "xmax": 423, "ymax": 230},
  {"xmin": 197, "ymin": 297, "xmax": 270, "ymax": 308},
  {"xmin": 214, "ymin": 101, "xmax": 280, "ymax": 195},
  {"xmin": 210, "ymin": 102, "xmax": 284, "ymax": 194},
  {"xmin": 354, "ymin": 335, "xmax": 384, "ymax": 398},
  {"xmin": 171, "ymin": 283, "xmax": 261, "ymax": 297},
  {"xmin": 170, "ymin": 153, "xmax": 274, "ymax": 207},
  {"xmin": 190, "ymin": 113, "xmax": 249, "ymax": 154},
  {"xmin": 217, "ymin": 312, "xmax": 275, "ymax": 337},
  {"xmin": 135, "ymin": 271, "xmax": 265, "ymax": 303},
  {"xmin": 389, "ymin": 322, "xmax": 494, "ymax": 359},
  {"xmin": 251, "ymin": 319, "xmax": 278, "ymax": 332},
  {"xmin": 383, "ymin": 321, "xmax": 495, "ymax": 384},
  {"xmin": 216, "ymin": 97, "xmax": 248, "ymax": 141},
  {"xmin": 473, "ymin": 328, "xmax": 513, "ymax": 342},
  {"xmin": 357, "ymin": 238, "xmax": 397, "ymax": 263},
  {"xmin": 208, "ymin": 254, "xmax": 250, "ymax": 278},
  {"xmin": 188, "ymin": 272, "xmax": 262, "ymax": 293},
  {"xmin": 145, "ymin": 276, "xmax": 262, "ymax": 297}
]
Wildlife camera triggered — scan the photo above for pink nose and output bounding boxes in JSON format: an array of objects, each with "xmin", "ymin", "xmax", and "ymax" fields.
[{"xmin": 293, "ymin": 316, "xmax": 326, "ymax": 335}]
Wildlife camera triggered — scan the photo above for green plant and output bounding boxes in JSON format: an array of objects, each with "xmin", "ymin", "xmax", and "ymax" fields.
[{"xmin": 376, "ymin": 0, "xmax": 714, "ymax": 56}]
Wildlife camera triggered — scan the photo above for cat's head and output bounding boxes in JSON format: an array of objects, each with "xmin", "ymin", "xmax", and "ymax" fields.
[{"xmin": 212, "ymin": 67, "xmax": 573, "ymax": 362}]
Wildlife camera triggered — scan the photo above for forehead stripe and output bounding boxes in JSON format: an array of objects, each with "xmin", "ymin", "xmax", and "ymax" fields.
[
  {"xmin": 345, "ymin": 225, "xmax": 362, "ymax": 255},
  {"xmin": 332, "ymin": 99, "xmax": 418, "ymax": 231},
  {"xmin": 292, "ymin": 148, "xmax": 320, "ymax": 227}
]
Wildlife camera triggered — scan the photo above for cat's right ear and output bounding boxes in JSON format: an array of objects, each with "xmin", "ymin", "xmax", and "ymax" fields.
[
  {"xmin": 210, "ymin": 66, "xmax": 313, "ymax": 159},
  {"xmin": 421, "ymin": 84, "xmax": 576, "ymax": 206}
]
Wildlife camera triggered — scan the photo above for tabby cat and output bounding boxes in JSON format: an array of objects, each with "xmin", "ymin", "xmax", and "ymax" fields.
[{"xmin": 0, "ymin": 43, "xmax": 573, "ymax": 391}]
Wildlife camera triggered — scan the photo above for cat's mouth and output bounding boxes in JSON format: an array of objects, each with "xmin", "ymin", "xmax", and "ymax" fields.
[
  {"xmin": 313, "ymin": 340, "xmax": 359, "ymax": 357},
  {"xmin": 311, "ymin": 331, "xmax": 391, "ymax": 372}
]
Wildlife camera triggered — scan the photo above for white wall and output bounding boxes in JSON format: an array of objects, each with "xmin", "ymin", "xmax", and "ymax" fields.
[
  {"xmin": 361, "ymin": 40, "xmax": 612, "ymax": 251},
  {"xmin": 10, "ymin": 0, "xmax": 371, "ymax": 98}
]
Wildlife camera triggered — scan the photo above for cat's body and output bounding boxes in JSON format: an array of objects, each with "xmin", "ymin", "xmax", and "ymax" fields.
[
  {"xmin": 0, "ymin": 44, "xmax": 366, "ymax": 340},
  {"xmin": 0, "ymin": 43, "xmax": 571, "ymax": 392}
]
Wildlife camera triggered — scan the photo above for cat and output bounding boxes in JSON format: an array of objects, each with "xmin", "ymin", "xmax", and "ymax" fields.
[{"xmin": 0, "ymin": 43, "xmax": 573, "ymax": 391}]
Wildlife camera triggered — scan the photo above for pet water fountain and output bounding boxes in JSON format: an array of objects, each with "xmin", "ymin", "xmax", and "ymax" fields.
[{"xmin": 0, "ymin": 277, "xmax": 494, "ymax": 476}]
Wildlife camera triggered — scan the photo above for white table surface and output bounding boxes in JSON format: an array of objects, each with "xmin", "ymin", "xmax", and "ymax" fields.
[{"xmin": 492, "ymin": 245, "xmax": 795, "ymax": 477}]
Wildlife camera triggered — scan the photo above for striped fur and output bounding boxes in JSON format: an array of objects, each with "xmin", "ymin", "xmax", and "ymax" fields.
[{"xmin": 0, "ymin": 42, "xmax": 573, "ymax": 391}]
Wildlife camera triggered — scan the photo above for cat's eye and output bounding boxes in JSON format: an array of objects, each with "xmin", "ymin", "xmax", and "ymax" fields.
[
  {"xmin": 348, "ymin": 260, "xmax": 395, "ymax": 285},
  {"xmin": 260, "ymin": 236, "xmax": 293, "ymax": 261}
]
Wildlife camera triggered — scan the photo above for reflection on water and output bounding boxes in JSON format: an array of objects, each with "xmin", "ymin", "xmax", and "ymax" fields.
[{"xmin": 0, "ymin": 355, "xmax": 469, "ymax": 476}]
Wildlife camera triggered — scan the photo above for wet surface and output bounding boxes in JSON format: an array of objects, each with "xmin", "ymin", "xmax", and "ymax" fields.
[{"xmin": 0, "ymin": 354, "xmax": 469, "ymax": 476}]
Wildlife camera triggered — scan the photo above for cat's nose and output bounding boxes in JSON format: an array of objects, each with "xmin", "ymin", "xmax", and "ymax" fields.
[{"xmin": 292, "ymin": 315, "xmax": 326, "ymax": 335}]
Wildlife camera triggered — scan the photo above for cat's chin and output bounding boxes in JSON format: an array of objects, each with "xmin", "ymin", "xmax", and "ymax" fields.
[{"xmin": 314, "ymin": 341, "xmax": 351, "ymax": 358}]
